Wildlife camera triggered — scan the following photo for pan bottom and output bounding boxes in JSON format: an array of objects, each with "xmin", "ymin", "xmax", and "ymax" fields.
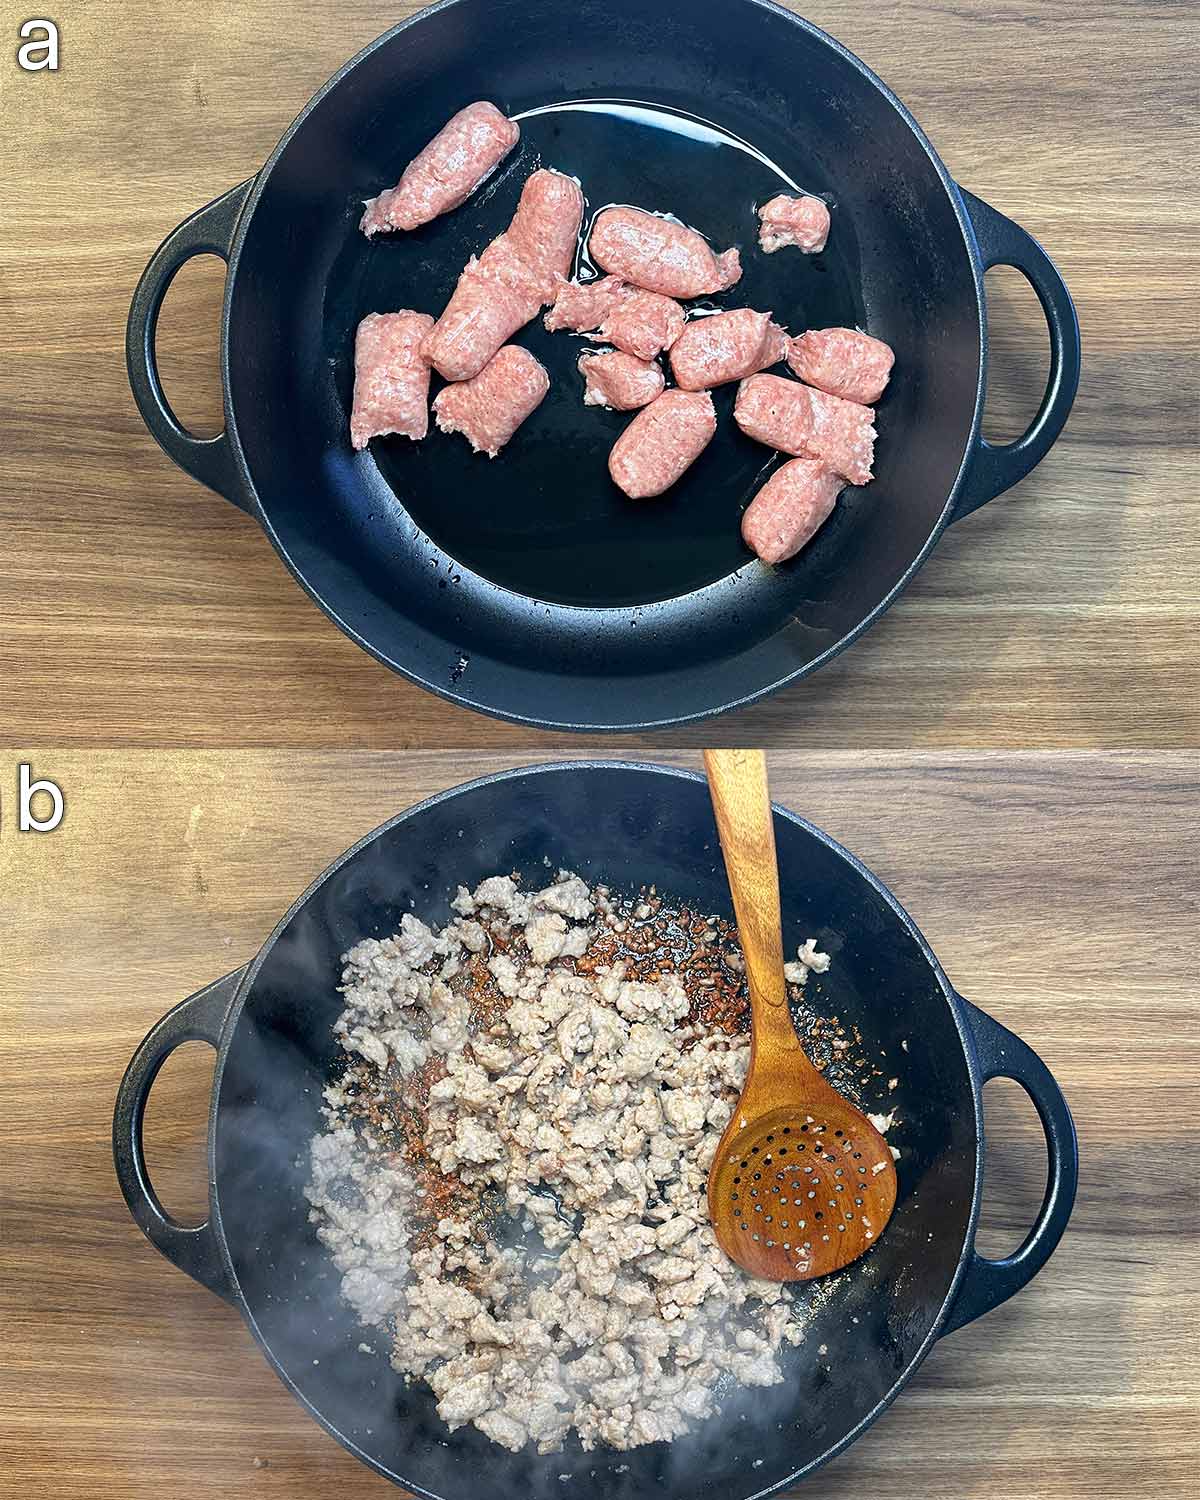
[{"xmin": 334, "ymin": 97, "xmax": 867, "ymax": 610}]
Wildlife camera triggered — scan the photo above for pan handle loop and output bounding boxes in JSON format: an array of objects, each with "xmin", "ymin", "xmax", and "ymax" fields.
[
  {"xmin": 126, "ymin": 180, "xmax": 256, "ymax": 510},
  {"xmin": 941, "ymin": 996, "xmax": 1078, "ymax": 1334},
  {"xmin": 112, "ymin": 968, "xmax": 246, "ymax": 1304},
  {"xmin": 951, "ymin": 187, "xmax": 1081, "ymax": 521}
]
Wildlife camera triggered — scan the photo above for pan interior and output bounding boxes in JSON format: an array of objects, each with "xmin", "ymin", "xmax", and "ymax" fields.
[
  {"xmin": 214, "ymin": 766, "xmax": 977, "ymax": 1500},
  {"xmin": 326, "ymin": 99, "xmax": 866, "ymax": 608},
  {"xmin": 225, "ymin": 0, "xmax": 982, "ymax": 717}
]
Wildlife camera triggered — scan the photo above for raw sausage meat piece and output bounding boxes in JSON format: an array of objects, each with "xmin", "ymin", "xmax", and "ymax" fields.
[
  {"xmin": 350, "ymin": 310, "xmax": 436, "ymax": 450},
  {"xmin": 422, "ymin": 238, "xmax": 545, "ymax": 382},
  {"xmin": 668, "ymin": 308, "xmax": 788, "ymax": 390},
  {"xmin": 504, "ymin": 169, "xmax": 585, "ymax": 301},
  {"xmin": 787, "ymin": 327, "xmax": 895, "ymax": 405},
  {"xmin": 603, "ymin": 286, "xmax": 687, "ymax": 361},
  {"xmin": 757, "ymin": 195, "xmax": 830, "ymax": 254},
  {"xmin": 545, "ymin": 277, "xmax": 685, "ymax": 361},
  {"xmin": 423, "ymin": 169, "xmax": 582, "ymax": 382},
  {"xmin": 578, "ymin": 350, "xmax": 664, "ymax": 410},
  {"xmin": 734, "ymin": 373, "xmax": 876, "ymax": 486},
  {"xmin": 589, "ymin": 208, "xmax": 742, "ymax": 300},
  {"xmin": 360, "ymin": 102, "xmax": 519, "ymax": 238},
  {"xmin": 544, "ymin": 277, "xmax": 624, "ymax": 336},
  {"xmin": 608, "ymin": 390, "xmax": 717, "ymax": 498},
  {"xmin": 741, "ymin": 458, "xmax": 844, "ymax": 564},
  {"xmin": 433, "ymin": 345, "xmax": 549, "ymax": 458}
]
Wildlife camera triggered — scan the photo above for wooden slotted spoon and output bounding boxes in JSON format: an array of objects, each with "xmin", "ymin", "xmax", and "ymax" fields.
[{"xmin": 704, "ymin": 749, "xmax": 898, "ymax": 1282}]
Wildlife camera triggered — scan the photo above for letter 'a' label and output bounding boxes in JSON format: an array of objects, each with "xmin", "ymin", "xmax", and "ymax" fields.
[{"xmin": 18, "ymin": 19, "xmax": 59, "ymax": 71}]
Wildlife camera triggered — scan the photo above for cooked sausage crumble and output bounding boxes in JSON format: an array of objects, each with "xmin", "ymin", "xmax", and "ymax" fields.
[{"xmin": 306, "ymin": 872, "xmax": 837, "ymax": 1453}]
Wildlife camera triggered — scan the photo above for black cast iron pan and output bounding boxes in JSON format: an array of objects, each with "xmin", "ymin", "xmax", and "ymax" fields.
[
  {"xmin": 127, "ymin": 0, "xmax": 1080, "ymax": 732},
  {"xmin": 114, "ymin": 762, "xmax": 1078, "ymax": 1499}
]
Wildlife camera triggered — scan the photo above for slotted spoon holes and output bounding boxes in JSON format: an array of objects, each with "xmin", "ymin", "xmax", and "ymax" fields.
[
  {"xmin": 727, "ymin": 1113, "xmax": 844, "ymax": 1212},
  {"xmin": 717, "ymin": 1108, "xmax": 893, "ymax": 1277}
]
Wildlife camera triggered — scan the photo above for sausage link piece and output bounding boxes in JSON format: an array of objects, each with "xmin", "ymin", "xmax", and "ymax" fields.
[
  {"xmin": 603, "ymin": 286, "xmax": 687, "ymax": 361},
  {"xmin": 757, "ymin": 195, "xmax": 830, "ymax": 254},
  {"xmin": 433, "ymin": 345, "xmax": 549, "ymax": 458},
  {"xmin": 422, "ymin": 238, "xmax": 545, "ymax": 383},
  {"xmin": 608, "ymin": 390, "xmax": 717, "ymax": 498},
  {"xmin": 360, "ymin": 102, "xmax": 519, "ymax": 238},
  {"xmin": 546, "ymin": 277, "xmax": 685, "ymax": 361},
  {"xmin": 424, "ymin": 169, "xmax": 582, "ymax": 382},
  {"xmin": 545, "ymin": 277, "xmax": 624, "ymax": 336},
  {"xmin": 741, "ymin": 459, "xmax": 844, "ymax": 564},
  {"xmin": 505, "ymin": 169, "xmax": 585, "ymax": 301},
  {"xmin": 579, "ymin": 350, "xmax": 664, "ymax": 410},
  {"xmin": 669, "ymin": 308, "xmax": 788, "ymax": 390},
  {"xmin": 734, "ymin": 374, "xmax": 876, "ymax": 486},
  {"xmin": 787, "ymin": 327, "xmax": 895, "ymax": 405},
  {"xmin": 589, "ymin": 208, "xmax": 742, "ymax": 300},
  {"xmin": 350, "ymin": 311, "xmax": 436, "ymax": 449}
]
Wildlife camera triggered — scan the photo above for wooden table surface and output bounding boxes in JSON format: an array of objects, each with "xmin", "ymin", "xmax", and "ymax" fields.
[
  {"xmin": 2, "ymin": 1, "xmax": 1197, "ymax": 1495},
  {"xmin": 2, "ymin": 749, "xmax": 1197, "ymax": 1499},
  {"xmin": 1, "ymin": 1, "xmax": 1196, "ymax": 749}
]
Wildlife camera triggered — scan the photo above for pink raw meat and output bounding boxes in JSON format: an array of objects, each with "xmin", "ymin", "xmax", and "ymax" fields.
[
  {"xmin": 741, "ymin": 458, "xmax": 844, "ymax": 564},
  {"xmin": 545, "ymin": 277, "xmax": 624, "ymax": 336},
  {"xmin": 422, "ymin": 238, "xmax": 544, "ymax": 383},
  {"xmin": 757, "ymin": 195, "xmax": 830, "ymax": 254},
  {"xmin": 669, "ymin": 308, "xmax": 788, "ymax": 390},
  {"xmin": 589, "ymin": 208, "xmax": 742, "ymax": 299},
  {"xmin": 578, "ymin": 350, "xmax": 664, "ymax": 410},
  {"xmin": 608, "ymin": 390, "xmax": 717, "ymax": 498},
  {"xmin": 546, "ymin": 276, "xmax": 685, "ymax": 361},
  {"xmin": 504, "ymin": 169, "xmax": 585, "ymax": 300},
  {"xmin": 734, "ymin": 374, "xmax": 876, "ymax": 486},
  {"xmin": 787, "ymin": 327, "xmax": 895, "ymax": 405},
  {"xmin": 360, "ymin": 102, "xmax": 519, "ymax": 238},
  {"xmin": 350, "ymin": 310, "xmax": 436, "ymax": 450},
  {"xmin": 603, "ymin": 287, "xmax": 687, "ymax": 361},
  {"xmin": 424, "ymin": 169, "xmax": 583, "ymax": 382},
  {"xmin": 433, "ymin": 345, "xmax": 549, "ymax": 458}
]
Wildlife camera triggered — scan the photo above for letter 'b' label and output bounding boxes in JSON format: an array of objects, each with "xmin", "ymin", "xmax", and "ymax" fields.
[{"xmin": 19, "ymin": 764, "xmax": 65, "ymax": 832}]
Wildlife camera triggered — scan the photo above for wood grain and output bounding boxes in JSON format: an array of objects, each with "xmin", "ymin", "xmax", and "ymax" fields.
[
  {"xmin": 0, "ymin": 2, "xmax": 1196, "ymax": 748},
  {"xmin": 704, "ymin": 753, "xmax": 899, "ymax": 1283},
  {"xmin": 703, "ymin": 750, "xmax": 794, "ymax": 1016},
  {"xmin": 2, "ymin": 749, "xmax": 1197, "ymax": 1499}
]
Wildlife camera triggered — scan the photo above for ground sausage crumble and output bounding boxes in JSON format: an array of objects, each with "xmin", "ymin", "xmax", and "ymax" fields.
[{"xmin": 306, "ymin": 871, "xmax": 848, "ymax": 1454}]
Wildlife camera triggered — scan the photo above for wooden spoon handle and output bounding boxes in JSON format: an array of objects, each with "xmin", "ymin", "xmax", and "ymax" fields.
[{"xmin": 704, "ymin": 750, "xmax": 800, "ymax": 1056}]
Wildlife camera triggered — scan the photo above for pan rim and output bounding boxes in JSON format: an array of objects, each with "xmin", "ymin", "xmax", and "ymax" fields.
[
  {"xmin": 205, "ymin": 758, "xmax": 988, "ymax": 1499},
  {"xmin": 213, "ymin": 0, "xmax": 988, "ymax": 732}
]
